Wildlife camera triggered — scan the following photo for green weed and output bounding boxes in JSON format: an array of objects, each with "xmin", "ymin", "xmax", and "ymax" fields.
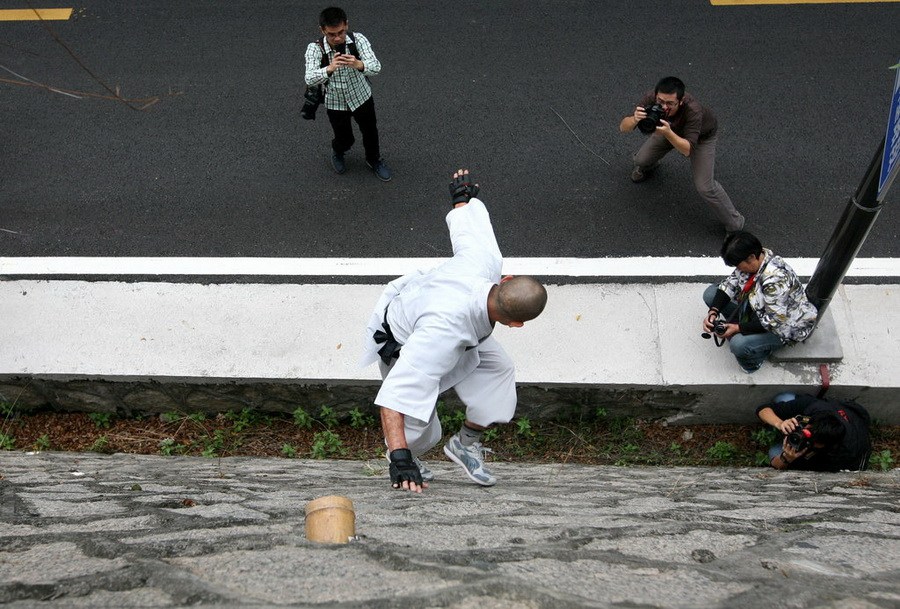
[
  {"xmin": 201, "ymin": 430, "xmax": 226, "ymax": 457},
  {"xmin": 438, "ymin": 403, "xmax": 467, "ymax": 430},
  {"xmin": 707, "ymin": 441, "xmax": 739, "ymax": 462},
  {"xmin": 515, "ymin": 417, "xmax": 536, "ymax": 438},
  {"xmin": 226, "ymin": 408, "xmax": 268, "ymax": 432},
  {"xmin": 88, "ymin": 412, "xmax": 113, "ymax": 429},
  {"xmin": 869, "ymin": 449, "xmax": 894, "ymax": 471},
  {"xmin": 159, "ymin": 438, "xmax": 186, "ymax": 456},
  {"xmin": 311, "ymin": 430, "xmax": 345, "ymax": 459},
  {"xmin": 349, "ymin": 407, "xmax": 376, "ymax": 429},
  {"xmin": 89, "ymin": 435, "xmax": 110, "ymax": 453},
  {"xmin": 318, "ymin": 405, "xmax": 339, "ymax": 429},
  {"xmin": 0, "ymin": 432, "xmax": 15, "ymax": 450},
  {"xmin": 281, "ymin": 443, "xmax": 298, "ymax": 458},
  {"xmin": 293, "ymin": 407, "xmax": 313, "ymax": 429},
  {"xmin": 751, "ymin": 428, "xmax": 778, "ymax": 448},
  {"xmin": 33, "ymin": 434, "xmax": 51, "ymax": 452},
  {"xmin": 483, "ymin": 428, "xmax": 499, "ymax": 442},
  {"xmin": 754, "ymin": 451, "xmax": 771, "ymax": 467}
]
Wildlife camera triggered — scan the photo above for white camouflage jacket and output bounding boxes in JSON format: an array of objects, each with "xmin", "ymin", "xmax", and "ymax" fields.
[{"xmin": 718, "ymin": 248, "xmax": 818, "ymax": 344}]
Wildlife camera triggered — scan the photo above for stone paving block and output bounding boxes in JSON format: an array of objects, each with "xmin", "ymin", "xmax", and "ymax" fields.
[
  {"xmin": 168, "ymin": 545, "xmax": 461, "ymax": 604},
  {"xmin": 20, "ymin": 498, "xmax": 128, "ymax": 518},
  {"xmin": 6, "ymin": 589, "xmax": 176, "ymax": 608},
  {"xmin": 0, "ymin": 542, "xmax": 128, "ymax": 585},
  {"xmin": 784, "ymin": 535, "xmax": 900, "ymax": 576},
  {"xmin": 585, "ymin": 530, "xmax": 758, "ymax": 564},
  {"xmin": 160, "ymin": 503, "xmax": 271, "ymax": 521},
  {"xmin": 498, "ymin": 559, "xmax": 754, "ymax": 608}
]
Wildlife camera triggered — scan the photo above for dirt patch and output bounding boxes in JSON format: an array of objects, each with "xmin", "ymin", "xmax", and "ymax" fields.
[{"xmin": 2, "ymin": 408, "xmax": 897, "ymax": 470}]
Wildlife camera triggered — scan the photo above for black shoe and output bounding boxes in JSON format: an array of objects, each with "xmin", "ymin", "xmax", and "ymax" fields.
[
  {"xmin": 630, "ymin": 163, "xmax": 658, "ymax": 183},
  {"xmin": 366, "ymin": 159, "xmax": 392, "ymax": 182},
  {"xmin": 331, "ymin": 152, "xmax": 346, "ymax": 174}
]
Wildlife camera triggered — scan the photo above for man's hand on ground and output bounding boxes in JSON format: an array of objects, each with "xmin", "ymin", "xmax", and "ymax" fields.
[{"xmin": 388, "ymin": 448, "xmax": 427, "ymax": 493}]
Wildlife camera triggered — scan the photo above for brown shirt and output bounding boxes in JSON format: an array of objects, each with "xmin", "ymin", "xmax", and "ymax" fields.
[{"xmin": 639, "ymin": 91, "xmax": 718, "ymax": 145}]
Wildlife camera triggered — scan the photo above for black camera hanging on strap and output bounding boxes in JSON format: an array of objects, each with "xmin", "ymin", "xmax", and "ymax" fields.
[{"xmin": 301, "ymin": 33, "xmax": 361, "ymax": 121}]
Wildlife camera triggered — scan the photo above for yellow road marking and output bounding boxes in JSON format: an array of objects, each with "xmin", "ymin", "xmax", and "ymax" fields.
[
  {"xmin": 713, "ymin": 0, "xmax": 899, "ymax": 4},
  {"xmin": 0, "ymin": 8, "xmax": 73, "ymax": 21}
]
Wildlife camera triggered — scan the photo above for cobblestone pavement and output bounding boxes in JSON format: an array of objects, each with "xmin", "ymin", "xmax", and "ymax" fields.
[{"xmin": 0, "ymin": 452, "xmax": 897, "ymax": 608}]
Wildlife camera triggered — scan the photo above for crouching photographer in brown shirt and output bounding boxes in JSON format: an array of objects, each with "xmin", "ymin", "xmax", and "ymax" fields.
[{"xmin": 620, "ymin": 76, "xmax": 745, "ymax": 234}]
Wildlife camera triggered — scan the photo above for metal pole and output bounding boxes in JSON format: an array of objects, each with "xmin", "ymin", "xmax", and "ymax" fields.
[{"xmin": 805, "ymin": 137, "xmax": 886, "ymax": 319}]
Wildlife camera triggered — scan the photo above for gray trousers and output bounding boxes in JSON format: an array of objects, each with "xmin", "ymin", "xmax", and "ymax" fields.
[{"xmin": 634, "ymin": 134, "xmax": 744, "ymax": 232}]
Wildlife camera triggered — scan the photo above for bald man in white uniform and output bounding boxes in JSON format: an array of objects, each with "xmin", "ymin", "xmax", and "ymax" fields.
[{"xmin": 361, "ymin": 169, "xmax": 547, "ymax": 493}]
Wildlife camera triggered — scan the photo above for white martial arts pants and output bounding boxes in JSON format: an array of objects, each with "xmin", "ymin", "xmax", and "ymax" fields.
[{"xmin": 378, "ymin": 336, "xmax": 518, "ymax": 457}]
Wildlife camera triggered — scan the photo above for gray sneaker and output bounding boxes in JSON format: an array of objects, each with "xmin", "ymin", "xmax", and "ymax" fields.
[
  {"xmin": 386, "ymin": 453, "xmax": 434, "ymax": 482},
  {"xmin": 443, "ymin": 433, "xmax": 496, "ymax": 486}
]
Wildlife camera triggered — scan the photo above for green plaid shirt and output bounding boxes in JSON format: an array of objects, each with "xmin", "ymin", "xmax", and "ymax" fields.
[{"xmin": 304, "ymin": 32, "xmax": 381, "ymax": 111}]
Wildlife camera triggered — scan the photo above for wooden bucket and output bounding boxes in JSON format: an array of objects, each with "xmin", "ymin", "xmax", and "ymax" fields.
[{"xmin": 305, "ymin": 495, "xmax": 356, "ymax": 544}]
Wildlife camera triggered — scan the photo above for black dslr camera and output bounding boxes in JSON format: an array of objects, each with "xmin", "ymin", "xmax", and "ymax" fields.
[
  {"xmin": 787, "ymin": 416, "xmax": 813, "ymax": 452},
  {"xmin": 637, "ymin": 104, "xmax": 666, "ymax": 134},
  {"xmin": 301, "ymin": 85, "xmax": 324, "ymax": 120},
  {"xmin": 701, "ymin": 315, "xmax": 728, "ymax": 340}
]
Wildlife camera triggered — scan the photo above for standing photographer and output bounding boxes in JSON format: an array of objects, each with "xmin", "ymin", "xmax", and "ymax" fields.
[
  {"xmin": 304, "ymin": 6, "xmax": 391, "ymax": 181},
  {"xmin": 702, "ymin": 232, "xmax": 817, "ymax": 373},
  {"xmin": 619, "ymin": 76, "xmax": 744, "ymax": 234},
  {"xmin": 756, "ymin": 393, "xmax": 872, "ymax": 471}
]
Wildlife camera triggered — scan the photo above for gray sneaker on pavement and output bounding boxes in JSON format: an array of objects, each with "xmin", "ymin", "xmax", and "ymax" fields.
[
  {"xmin": 386, "ymin": 453, "xmax": 434, "ymax": 482},
  {"xmin": 443, "ymin": 433, "xmax": 496, "ymax": 486}
]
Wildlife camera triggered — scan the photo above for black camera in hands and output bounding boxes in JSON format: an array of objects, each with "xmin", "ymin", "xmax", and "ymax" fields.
[
  {"xmin": 701, "ymin": 316, "xmax": 728, "ymax": 340},
  {"xmin": 787, "ymin": 416, "xmax": 814, "ymax": 452},
  {"xmin": 301, "ymin": 85, "xmax": 324, "ymax": 120},
  {"xmin": 637, "ymin": 104, "xmax": 666, "ymax": 134}
]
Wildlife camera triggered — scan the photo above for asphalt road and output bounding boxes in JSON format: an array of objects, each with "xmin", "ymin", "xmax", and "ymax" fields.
[{"xmin": 1, "ymin": 0, "xmax": 898, "ymax": 260}]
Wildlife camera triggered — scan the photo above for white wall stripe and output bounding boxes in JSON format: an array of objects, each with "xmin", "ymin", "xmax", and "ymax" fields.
[{"xmin": 1, "ymin": 257, "xmax": 900, "ymax": 278}]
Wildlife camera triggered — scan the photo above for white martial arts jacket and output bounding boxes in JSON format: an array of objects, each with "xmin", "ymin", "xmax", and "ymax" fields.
[{"xmin": 360, "ymin": 198, "xmax": 501, "ymax": 423}]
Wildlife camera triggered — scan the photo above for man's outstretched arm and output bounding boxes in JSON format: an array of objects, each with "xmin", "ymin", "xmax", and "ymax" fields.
[{"xmin": 380, "ymin": 407, "xmax": 426, "ymax": 493}]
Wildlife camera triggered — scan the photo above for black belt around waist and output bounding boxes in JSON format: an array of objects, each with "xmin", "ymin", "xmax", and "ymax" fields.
[
  {"xmin": 373, "ymin": 305, "xmax": 493, "ymax": 366},
  {"xmin": 373, "ymin": 306, "xmax": 402, "ymax": 365}
]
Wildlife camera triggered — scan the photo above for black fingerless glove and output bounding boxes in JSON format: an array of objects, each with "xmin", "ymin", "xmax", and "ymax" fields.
[
  {"xmin": 388, "ymin": 448, "xmax": 423, "ymax": 488},
  {"xmin": 448, "ymin": 173, "xmax": 479, "ymax": 207}
]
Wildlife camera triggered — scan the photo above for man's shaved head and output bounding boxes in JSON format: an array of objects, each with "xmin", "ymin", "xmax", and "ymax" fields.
[{"xmin": 497, "ymin": 276, "xmax": 547, "ymax": 322}]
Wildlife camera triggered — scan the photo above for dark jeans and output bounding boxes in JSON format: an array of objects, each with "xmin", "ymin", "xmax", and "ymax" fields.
[
  {"xmin": 326, "ymin": 96, "xmax": 380, "ymax": 164},
  {"xmin": 702, "ymin": 284, "xmax": 785, "ymax": 371}
]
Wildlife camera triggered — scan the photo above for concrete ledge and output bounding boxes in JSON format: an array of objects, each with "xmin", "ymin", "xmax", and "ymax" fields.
[{"xmin": 1, "ymin": 280, "xmax": 898, "ymax": 423}]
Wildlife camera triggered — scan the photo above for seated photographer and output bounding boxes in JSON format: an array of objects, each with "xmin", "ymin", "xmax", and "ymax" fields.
[
  {"xmin": 702, "ymin": 231, "xmax": 817, "ymax": 372},
  {"xmin": 756, "ymin": 393, "xmax": 872, "ymax": 472}
]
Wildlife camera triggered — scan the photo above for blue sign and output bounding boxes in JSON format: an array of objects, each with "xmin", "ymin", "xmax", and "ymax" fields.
[{"xmin": 879, "ymin": 62, "xmax": 900, "ymax": 202}]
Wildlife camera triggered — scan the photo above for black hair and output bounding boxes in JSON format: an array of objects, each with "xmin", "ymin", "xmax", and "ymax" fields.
[
  {"xmin": 655, "ymin": 76, "xmax": 685, "ymax": 100},
  {"xmin": 808, "ymin": 412, "xmax": 846, "ymax": 447},
  {"xmin": 319, "ymin": 6, "xmax": 347, "ymax": 28},
  {"xmin": 721, "ymin": 231, "xmax": 764, "ymax": 267}
]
